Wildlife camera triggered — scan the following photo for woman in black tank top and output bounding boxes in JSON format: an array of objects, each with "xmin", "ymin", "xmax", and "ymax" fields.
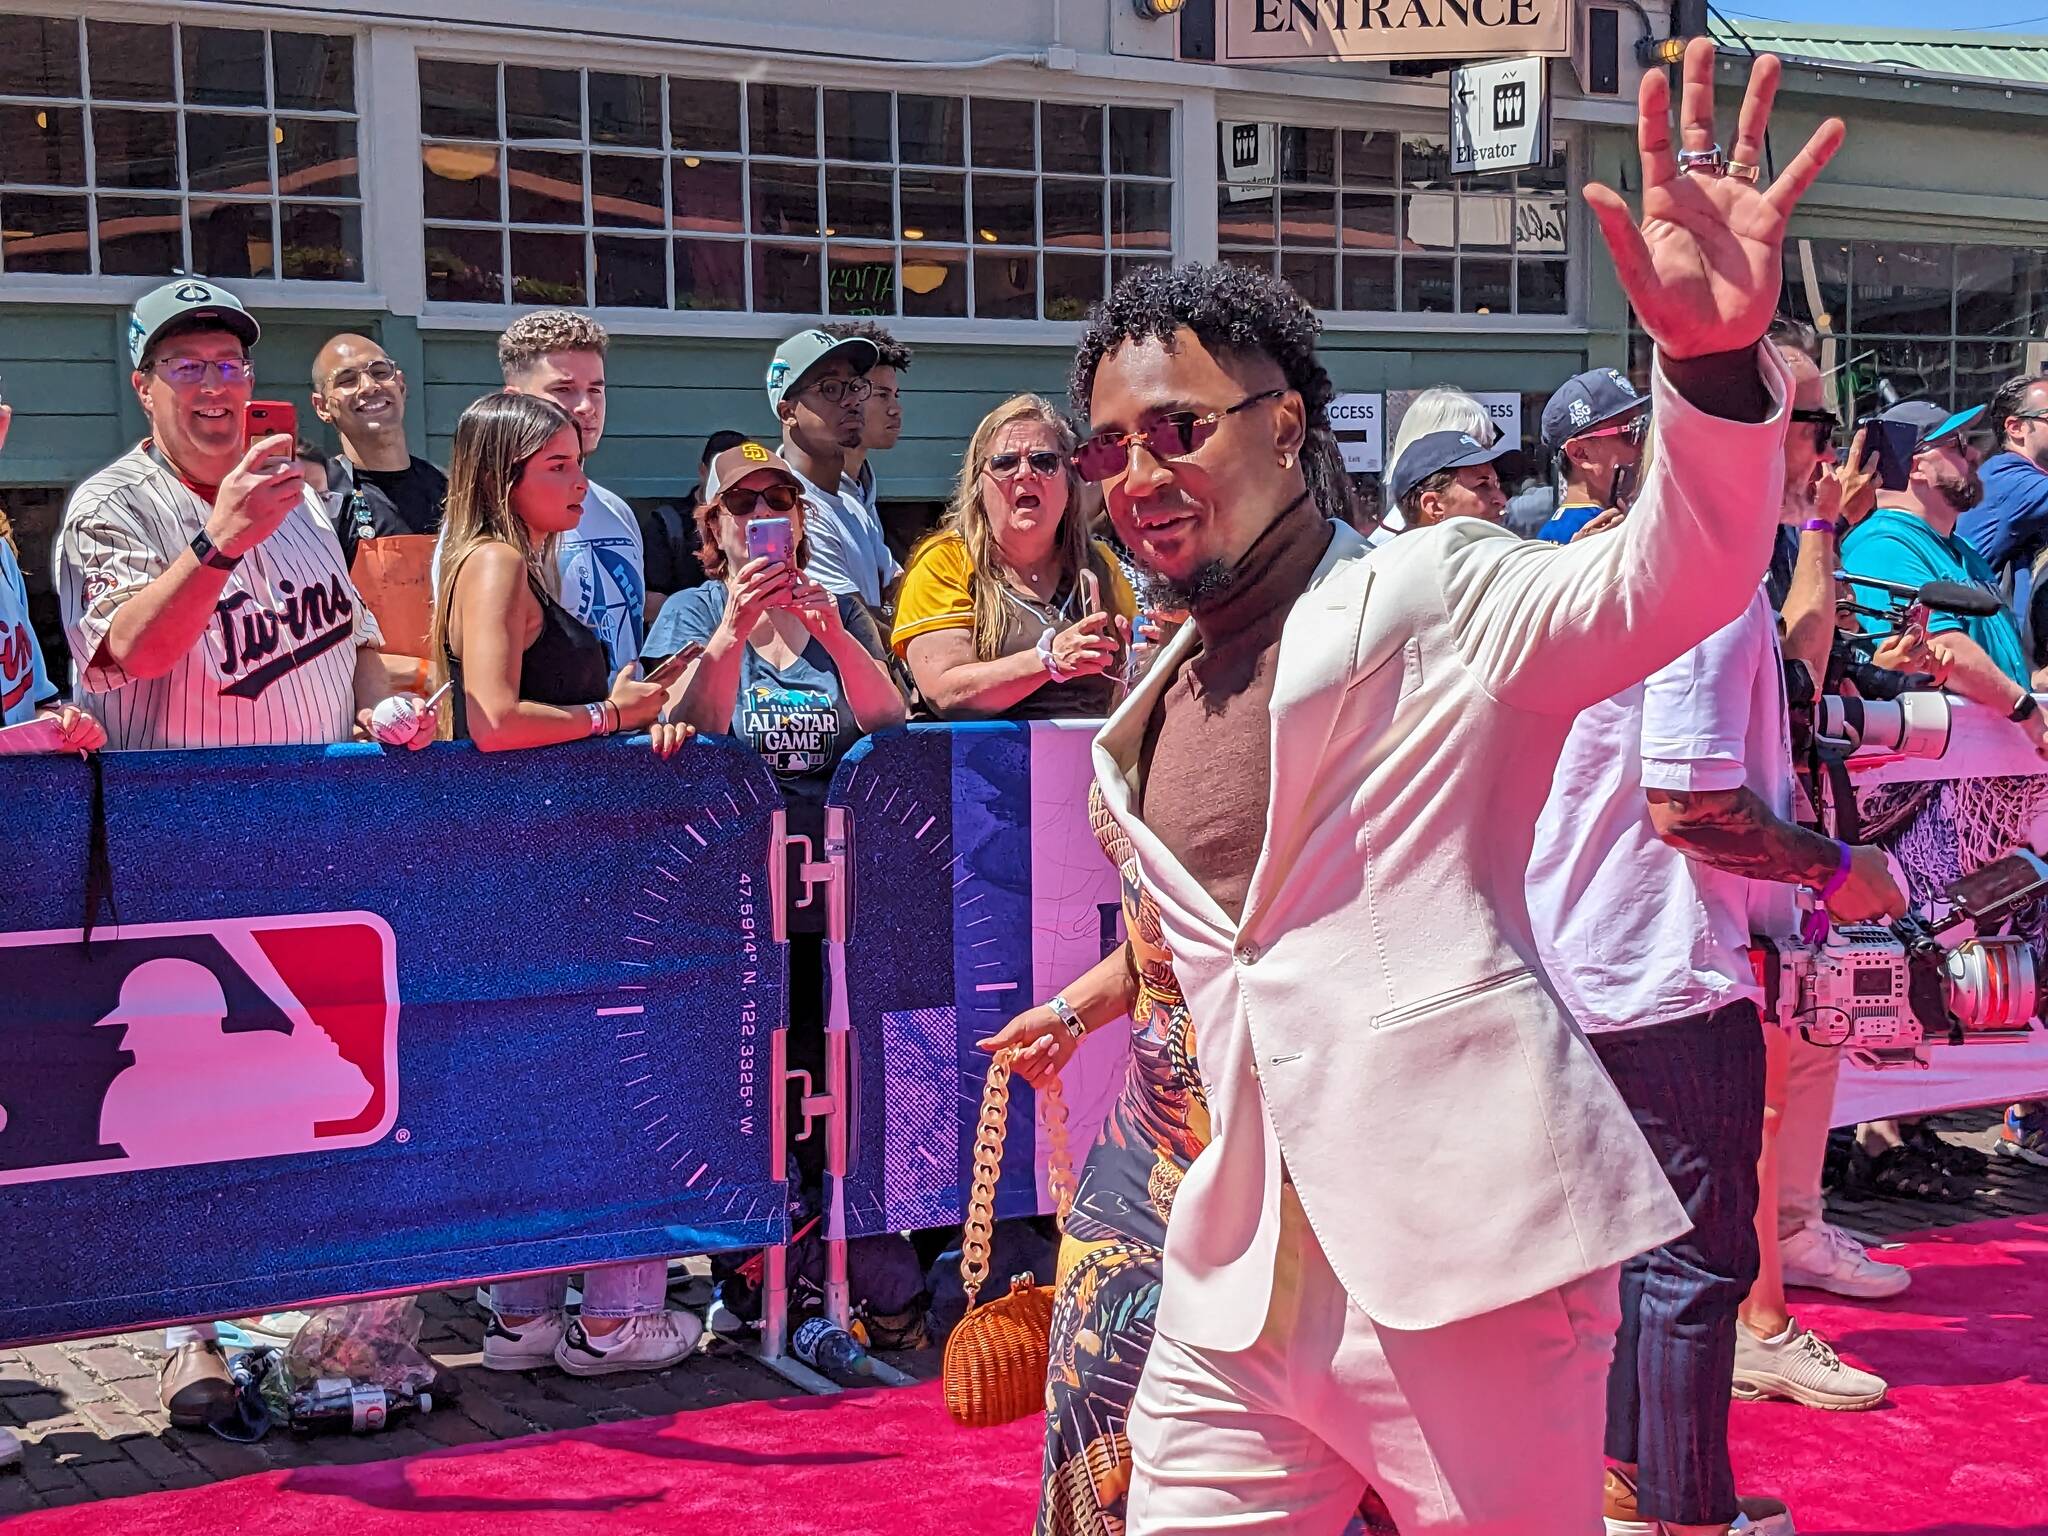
[{"xmin": 428, "ymin": 394, "xmax": 672, "ymax": 751}]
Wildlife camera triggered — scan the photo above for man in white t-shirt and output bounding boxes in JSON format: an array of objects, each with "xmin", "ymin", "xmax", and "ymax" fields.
[
  {"xmin": 51, "ymin": 275, "xmax": 430, "ymax": 1427},
  {"xmin": 766, "ymin": 328, "xmax": 900, "ymax": 610},
  {"xmin": 499, "ymin": 310, "xmax": 648, "ymax": 667},
  {"xmin": 1527, "ymin": 520, "xmax": 1904, "ymax": 1534}
]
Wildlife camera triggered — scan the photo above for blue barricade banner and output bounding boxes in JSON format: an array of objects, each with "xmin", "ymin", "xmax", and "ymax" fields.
[
  {"xmin": 0, "ymin": 739, "xmax": 787, "ymax": 1346},
  {"xmin": 829, "ymin": 722, "xmax": 1131, "ymax": 1240}
]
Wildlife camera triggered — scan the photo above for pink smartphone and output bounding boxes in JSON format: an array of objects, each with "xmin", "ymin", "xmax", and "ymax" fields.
[{"xmin": 745, "ymin": 516, "xmax": 794, "ymax": 567}]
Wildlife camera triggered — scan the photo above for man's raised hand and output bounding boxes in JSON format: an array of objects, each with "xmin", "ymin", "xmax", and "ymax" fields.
[{"xmin": 1584, "ymin": 38, "xmax": 1844, "ymax": 361}]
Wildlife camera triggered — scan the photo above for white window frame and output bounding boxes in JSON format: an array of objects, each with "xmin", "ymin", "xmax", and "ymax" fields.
[
  {"xmin": 403, "ymin": 31, "xmax": 1189, "ymax": 346},
  {"xmin": 0, "ymin": 0, "xmax": 380, "ymax": 309},
  {"xmin": 1207, "ymin": 87, "xmax": 1589, "ymax": 334}
]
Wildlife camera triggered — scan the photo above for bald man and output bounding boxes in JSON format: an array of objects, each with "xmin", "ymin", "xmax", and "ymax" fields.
[{"xmin": 311, "ymin": 333, "xmax": 447, "ymax": 687}]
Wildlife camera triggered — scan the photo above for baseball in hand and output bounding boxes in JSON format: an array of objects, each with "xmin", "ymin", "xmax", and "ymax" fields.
[{"xmin": 370, "ymin": 693, "xmax": 430, "ymax": 746}]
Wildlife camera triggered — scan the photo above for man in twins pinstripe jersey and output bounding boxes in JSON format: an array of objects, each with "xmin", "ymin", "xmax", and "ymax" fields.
[
  {"xmin": 52, "ymin": 277, "xmax": 434, "ymax": 1425},
  {"xmin": 54, "ymin": 278, "xmax": 434, "ymax": 758}
]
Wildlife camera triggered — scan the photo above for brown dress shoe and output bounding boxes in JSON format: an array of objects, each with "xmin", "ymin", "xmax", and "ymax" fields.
[{"xmin": 158, "ymin": 1341, "xmax": 235, "ymax": 1427}]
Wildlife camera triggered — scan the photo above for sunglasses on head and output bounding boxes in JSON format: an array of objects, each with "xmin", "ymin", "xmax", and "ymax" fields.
[
  {"xmin": 720, "ymin": 483, "xmax": 801, "ymax": 517},
  {"xmin": 985, "ymin": 449, "xmax": 1065, "ymax": 478},
  {"xmin": 1074, "ymin": 388, "xmax": 1287, "ymax": 483}
]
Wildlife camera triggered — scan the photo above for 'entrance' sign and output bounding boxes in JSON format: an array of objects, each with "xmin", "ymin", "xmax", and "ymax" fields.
[{"xmin": 1221, "ymin": 0, "xmax": 1571, "ymax": 65}]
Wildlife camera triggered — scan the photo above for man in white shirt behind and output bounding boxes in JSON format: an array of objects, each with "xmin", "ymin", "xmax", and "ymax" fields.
[
  {"xmin": 766, "ymin": 328, "xmax": 900, "ymax": 610},
  {"xmin": 498, "ymin": 311, "xmax": 648, "ymax": 665},
  {"xmin": 1527, "ymin": 462, "xmax": 1905, "ymax": 1534}
]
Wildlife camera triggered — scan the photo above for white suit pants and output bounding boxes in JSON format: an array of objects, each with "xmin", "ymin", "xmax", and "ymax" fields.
[{"xmin": 1127, "ymin": 1185, "xmax": 1620, "ymax": 1536}]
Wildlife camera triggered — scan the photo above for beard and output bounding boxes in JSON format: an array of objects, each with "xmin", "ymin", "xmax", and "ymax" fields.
[
  {"xmin": 1931, "ymin": 462, "xmax": 1985, "ymax": 514},
  {"xmin": 1143, "ymin": 558, "xmax": 1236, "ymax": 612}
]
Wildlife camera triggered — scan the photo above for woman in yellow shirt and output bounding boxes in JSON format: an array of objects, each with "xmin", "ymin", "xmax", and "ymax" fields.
[{"xmin": 893, "ymin": 394, "xmax": 1135, "ymax": 719}]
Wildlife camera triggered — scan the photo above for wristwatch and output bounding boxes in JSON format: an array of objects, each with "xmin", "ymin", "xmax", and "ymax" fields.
[
  {"xmin": 1045, "ymin": 995, "xmax": 1086, "ymax": 1041},
  {"xmin": 2011, "ymin": 692, "xmax": 2039, "ymax": 724},
  {"xmin": 189, "ymin": 528, "xmax": 242, "ymax": 571}
]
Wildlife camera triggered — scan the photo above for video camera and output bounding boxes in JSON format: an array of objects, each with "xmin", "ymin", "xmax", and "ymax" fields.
[{"xmin": 1751, "ymin": 849, "xmax": 2048, "ymax": 1070}]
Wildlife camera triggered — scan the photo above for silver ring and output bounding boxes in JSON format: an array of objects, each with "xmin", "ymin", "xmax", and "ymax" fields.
[
  {"xmin": 1726, "ymin": 159, "xmax": 1763, "ymax": 185},
  {"xmin": 1676, "ymin": 145, "xmax": 1727, "ymax": 177}
]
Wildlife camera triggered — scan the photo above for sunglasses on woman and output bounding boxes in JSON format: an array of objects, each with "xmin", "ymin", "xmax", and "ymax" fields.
[
  {"xmin": 985, "ymin": 450, "xmax": 1065, "ymax": 478},
  {"xmin": 719, "ymin": 483, "xmax": 801, "ymax": 517},
  {"xmin": 1073, "ymin": 388, "xmax": 1287, "ymax": 483}
]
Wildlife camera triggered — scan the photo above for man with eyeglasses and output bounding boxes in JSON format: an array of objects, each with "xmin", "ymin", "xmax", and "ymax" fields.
[
  {"xmin": 1074, "ymin": 43, "xmax": 1846, "ymax": 1536},
  {"xmin": 311, "ymin": 333, "xmax": 447, "ymax": 694},
  {"xmin": 1841, "ymin": 401, "xmax": 2044, "ymax": 753},
  {"xmin": 53, "ymin": 275, "xmax": 428, "ymax": 1426},
  {"xmin": 767, "ymin": 329, "xmax": 900, "ymax": 612},
  {"xmin": 1535, "ymin": 368, "xmax": 1651, "ymax": 544},
  {"xmin": 1958, "ymin": 373, "xmax": 2048, "ymax": 664},
  {"xmin": 821, "ymin": 319, "xmax": 913, "ymax": 519}
]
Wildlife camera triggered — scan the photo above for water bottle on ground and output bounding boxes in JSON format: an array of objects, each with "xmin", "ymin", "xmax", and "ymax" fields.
[{"xmin": 791, "ymin": 1315, "xmax": 872, "ymax": 1377}]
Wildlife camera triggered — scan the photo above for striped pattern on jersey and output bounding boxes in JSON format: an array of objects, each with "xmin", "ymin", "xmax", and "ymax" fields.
[{"xmin": 54, "ymin": 447, "xmax": 381, "ymax": 751}]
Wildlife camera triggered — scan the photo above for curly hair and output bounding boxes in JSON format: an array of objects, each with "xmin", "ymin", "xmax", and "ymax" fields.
[
  {"xmin": 821, "ymin": 318, "xmax": 914, "ymax": 372},
  {"xmin": 1069, "ymin": 263, "xmax": 1347, "ymax": 520},
  {"xmin": 497, "ymin": 310, "xmax": 609, "ymax": 380}
]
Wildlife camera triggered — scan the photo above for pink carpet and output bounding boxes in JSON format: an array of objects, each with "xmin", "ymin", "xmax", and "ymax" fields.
[{"xmin": 6, "ymin": 1215, "xmax": 2044, "ymax": 1535}]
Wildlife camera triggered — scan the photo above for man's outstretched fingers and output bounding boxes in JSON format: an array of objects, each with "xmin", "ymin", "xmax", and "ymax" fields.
[
  {"xmin": 1676, "ymin": 35, "xmax": 1720, "ymax": 154},
  {"xmin": 1584, "ymin": 184, "xmax": 1654, "ymax": 298},
  {"xmin": 1635, "ymin": 60, "xmax": 1676, "ymax": 188},
  {"xmin": 1730, "ymin": 51, "xmax": 1781, "ymax": 170},
  {"xmin": 1765, "ymin": 117, "xmax": 1848, "ymax": 218}
]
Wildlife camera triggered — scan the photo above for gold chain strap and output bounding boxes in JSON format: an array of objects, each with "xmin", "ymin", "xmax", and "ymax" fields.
[{"xmin": 959, "ymin": 1046, "xmax": 1076, "ymax": 1307}]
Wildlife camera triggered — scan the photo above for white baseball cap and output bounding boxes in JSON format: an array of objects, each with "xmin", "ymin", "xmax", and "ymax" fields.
[{"xmin": 128, "ymin": 277, "xmax": 260, "ymax": 368}]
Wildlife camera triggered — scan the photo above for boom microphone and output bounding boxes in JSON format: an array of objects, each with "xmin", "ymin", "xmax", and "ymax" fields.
[{"xmin": 1837, "ymin": 571, "xmax": 2005, "ymax": 619}]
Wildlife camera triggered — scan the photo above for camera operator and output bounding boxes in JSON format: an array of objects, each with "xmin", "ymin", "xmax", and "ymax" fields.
[
  {"xmin": 1529, "ymin": 436, "xmax": 1906, "ymax": 1530},
  {"xmin": 1840, "ymin": 401, "xmax": 2047, "ymax": 757}
]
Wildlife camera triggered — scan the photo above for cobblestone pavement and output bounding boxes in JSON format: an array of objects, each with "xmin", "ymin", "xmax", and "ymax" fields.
[{"xmin": 3, "ymin": 1109, "xmax": 2042, "ymax": 1518}]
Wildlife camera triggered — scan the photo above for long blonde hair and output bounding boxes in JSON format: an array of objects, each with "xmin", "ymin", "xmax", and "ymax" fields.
[
  {"xmin": 428, "ymin": 392, "xmax": 581, "ymax": 704},
  {"xmin": 922, "ymin": 393, "xmax": 1107, "ymax": 662}
]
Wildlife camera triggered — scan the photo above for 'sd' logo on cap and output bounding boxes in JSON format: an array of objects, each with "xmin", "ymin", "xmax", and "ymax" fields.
[
  {"xmin": 741, "ymin": 441, "xmax": 771, "ymax": 461},
  {"xmin": 174, "ymin": 282, "xmax": 212, "ymax": 303}
]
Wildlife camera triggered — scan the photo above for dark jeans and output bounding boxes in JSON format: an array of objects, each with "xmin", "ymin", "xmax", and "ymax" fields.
[{"xmin": 1592, "ymin": 1000, "xmax": 1765, "ymax": 1527}]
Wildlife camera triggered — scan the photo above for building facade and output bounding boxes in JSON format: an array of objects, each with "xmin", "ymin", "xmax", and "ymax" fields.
[{"xmin": 3, "ymin": 2, "xmax": 2048, "ymax": 660}]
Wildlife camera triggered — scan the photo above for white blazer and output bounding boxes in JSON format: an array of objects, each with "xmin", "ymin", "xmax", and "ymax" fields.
[{"xmin": 1092, "ymin": 346, "xmax": 1794, "ymax": 1348}]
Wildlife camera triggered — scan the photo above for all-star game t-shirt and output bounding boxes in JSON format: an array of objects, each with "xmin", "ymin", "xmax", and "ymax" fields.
[
  {"xmin": 55, "ymin": 445, "xmax": 380, "ymax": 750},
  {"xmin": 642, "ymin": 582, "xmax": 885, "ymax": 926}
]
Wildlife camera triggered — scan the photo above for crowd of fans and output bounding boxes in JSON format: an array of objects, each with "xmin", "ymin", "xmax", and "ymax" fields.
[{"xmin": 4, "ymin": 260, "xmax": 2046, "ymax": 1528}]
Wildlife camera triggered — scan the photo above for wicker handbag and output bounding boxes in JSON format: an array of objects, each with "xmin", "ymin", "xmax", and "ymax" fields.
[{"xmin": 941, "ymin": 1045, "xmax": 1077, "ymax": 1428}]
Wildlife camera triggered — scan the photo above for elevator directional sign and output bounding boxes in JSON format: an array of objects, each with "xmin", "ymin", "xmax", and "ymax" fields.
[{"xmin": 1449, "ymin": 56, "xmax": 1549, "ymax": 176}]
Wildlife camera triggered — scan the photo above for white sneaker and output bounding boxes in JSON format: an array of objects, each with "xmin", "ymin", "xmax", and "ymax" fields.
[
  {"xmin": 554, "ymin": 1309, "xmax": 703, "ymax": 1376},
  {"xmin": 482, "ymin": 1309, "xmax": 568, "ymax": 1370},
  {"xmin": 1780, "ymin": 1222, "xmax": 1910, "ymax": 1300},
  {"xmin": 1, "ymin": 1425, "xmax": 21, "ymax": 1470},
  {"xmin": 1732, "ymin": 1318, "xmax": 1886, "ymax": 1411}
]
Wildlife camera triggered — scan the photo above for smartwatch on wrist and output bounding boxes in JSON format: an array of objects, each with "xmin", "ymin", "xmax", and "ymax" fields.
[
  {"xmin": 2011, "ymin": 692, "xmax": 2039, "ymax": 724},
  {"xmin": 1046, "ymin": 995, "xmax": 1085, "ymax": 1040},
  {"xmin": 189, "ymin": 528, "xmax": 242, "ymax": 571}
]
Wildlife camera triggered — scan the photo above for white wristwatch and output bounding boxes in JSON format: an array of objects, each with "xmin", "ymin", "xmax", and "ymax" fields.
[
  {"xmin": 1046, "ymin": 994, "xmax": 1085, "ymax": 1040},
  {"xmin": 1036, "ymin": 626, "xmax": 1072, "ymax": 684}
]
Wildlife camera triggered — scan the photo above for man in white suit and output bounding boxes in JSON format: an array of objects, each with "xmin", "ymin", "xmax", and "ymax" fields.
[{"xmin": 1050, "ymin": 41, "xmax": 1846, "ymax": 1536}]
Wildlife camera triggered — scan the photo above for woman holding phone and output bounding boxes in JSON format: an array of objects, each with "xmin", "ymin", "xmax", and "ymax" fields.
[
  {"xmin": 429, "ymin": 393, "xmax": 676, "ymax": 755},
  {"xmin": 641, "ymin": 441, "xmax": 904, "ymax": 1247}
]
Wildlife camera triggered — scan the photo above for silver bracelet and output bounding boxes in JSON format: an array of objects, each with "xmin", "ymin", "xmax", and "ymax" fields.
[
  {"xmin": 1046, "ymin": 995, "xmax": 1085, "ymax": 1041},
  {"xmin": 585, "ymin": 702, "xmax": 609, "ymax": 738}
]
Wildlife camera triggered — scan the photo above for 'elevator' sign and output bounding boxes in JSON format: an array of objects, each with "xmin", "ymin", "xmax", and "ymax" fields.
[
  {"xmin": 1449, "ymin": 56, "xmax": 1550, "ymax": 175},
  {"xmin": 1221, "ymin": 0, "xmax": 1570, "ymax": 64}
]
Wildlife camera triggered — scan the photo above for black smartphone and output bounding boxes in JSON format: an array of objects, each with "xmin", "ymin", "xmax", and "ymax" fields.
[{"xmin": 1853, "ymin": 416, "xmax": 1919, "ymax": 493}]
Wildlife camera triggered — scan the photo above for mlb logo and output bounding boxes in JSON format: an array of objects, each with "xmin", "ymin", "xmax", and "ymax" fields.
[{"xmin": 0, "ymin": 912, "xmax": 399, "ymax": 1187}]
